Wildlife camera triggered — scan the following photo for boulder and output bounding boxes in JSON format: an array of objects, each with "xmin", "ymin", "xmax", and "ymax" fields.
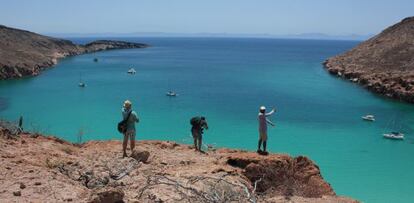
[
  {"xmin": 89, "ymin": 189, "xmax": 124, "ymax": 203},
  {"xmin": 13, "ymin": 191, "xmax": 21, "ymax": 196},
  {"xmin": 19, "ymin": 183, "xmax": 26, "ymax": 189},
  {"xmin": 130, "ymin": 150, "xmax": 150, "ymax": 163}
]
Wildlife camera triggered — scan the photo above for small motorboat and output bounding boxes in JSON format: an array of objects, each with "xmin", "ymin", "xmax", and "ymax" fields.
[
  {"xmin": 127, "ymin": 68, "xmax": 136, "ymax": 74},
  {"xmin": 383, "ymin": 132, "xmax": 404, "ymax": 140},
  {"xmin": 78, "ymin": 73, "xmax": 86, "ymax": 87},
  {"xmin": 362, "ymin": 115, "xmax": 375, "ymax": 121},
  {"xmin": 166, "ymin": 91, "xmax": 178, "ymax": 97}
]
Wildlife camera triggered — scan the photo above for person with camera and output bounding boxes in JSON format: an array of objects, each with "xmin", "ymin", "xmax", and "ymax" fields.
[
  {"xmin": 190, "ymin": 116, "xmax": 208, "ymax": 152},
  {"xmin": 120, "ymin": 100, "xmax": 139, "ymax": 158}
]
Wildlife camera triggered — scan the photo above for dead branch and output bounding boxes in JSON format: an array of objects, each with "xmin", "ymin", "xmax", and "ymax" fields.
[{"xmin": 137, "ymin": 174, "xmax": 259, "ymax": 203}]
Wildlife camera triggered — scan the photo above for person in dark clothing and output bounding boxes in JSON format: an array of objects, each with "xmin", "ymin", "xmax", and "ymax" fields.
[{"xmin": 191, "ymin": 116, "xmax": 208, "ymax": 152}]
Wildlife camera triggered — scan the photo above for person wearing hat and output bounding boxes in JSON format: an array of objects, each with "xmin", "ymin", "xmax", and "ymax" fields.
[
  {"xmin": 257, "ymin": 106, "xmax": 276, "ymax": 154},
  {"xmin": 121, "ymin": 100, "xmax": 139, "ymax": 158}
]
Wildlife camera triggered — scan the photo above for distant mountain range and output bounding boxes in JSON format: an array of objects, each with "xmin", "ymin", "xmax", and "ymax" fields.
[{"xmin": 46, "ymin": 32, "xmax": 373, "ymax": 41}]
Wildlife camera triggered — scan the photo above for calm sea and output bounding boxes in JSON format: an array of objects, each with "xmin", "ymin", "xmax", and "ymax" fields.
[{"xmin": 1, "ymin": 37, "xmax": 414, "ymax": 202}]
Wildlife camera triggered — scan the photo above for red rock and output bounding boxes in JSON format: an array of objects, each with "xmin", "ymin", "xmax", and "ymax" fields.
[
  {"xmin": 0, "ymin": 129, "xmax": 357, "ymax": 203},
  {"xmin": 19, "ymin": 183, "xmax": 26, "ymax": 189},
  {"xmin": 130, "ymin": 150, "xmax": 150, "ymax": 163},
  {"xmin": 89, "ymin": 189, "xmax": 124, "ymax": 203},
  {"xmin": 226, "ymin": 153, "xmax": 334, "ymax": 198}
]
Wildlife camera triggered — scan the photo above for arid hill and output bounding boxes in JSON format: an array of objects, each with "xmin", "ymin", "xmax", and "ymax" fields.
[
  {"xmin": 324, "ymin": 17, "xmax": 414, "ymax": 103},
  {"xmin": 0, "ymin": 127, "xmax": 357, "ymax": 203},
  {"xmin": 0, "ymin": 25, "xmax": 148, "ymax": 79}
]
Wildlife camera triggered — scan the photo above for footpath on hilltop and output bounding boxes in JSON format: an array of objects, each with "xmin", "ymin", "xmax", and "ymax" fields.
[{"xmin": 0, "ymin": 126, "xmax": 358, "ymax": 202}]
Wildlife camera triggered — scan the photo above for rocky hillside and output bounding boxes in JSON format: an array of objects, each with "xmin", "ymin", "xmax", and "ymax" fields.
[
  {"xmin": 0, "ymin": 25, "xmax": 148, "ymax": 79},
  {"xmin": 324, "ymin": 17, "xmax": 414, "ymax": 103},
  {"xmin": 0, "ymin": 127, "xmax": 357, "ymax": 203}
]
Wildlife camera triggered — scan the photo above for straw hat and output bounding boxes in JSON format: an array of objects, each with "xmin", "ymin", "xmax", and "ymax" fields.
[{"xmin": 123, "ymin": 100, "xmax": 132, "ymax": 108}]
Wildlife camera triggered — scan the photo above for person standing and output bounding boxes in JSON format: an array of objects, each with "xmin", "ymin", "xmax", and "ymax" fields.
[
  {"xmin": 190, "ymin": 116, "xmax": 208, "ymax": 152},
  {"xmin": 257, "ymin": 106, "xmax": 275, "ymax": 154},
  {"xmin": 121, "ymin": 100, "xmax": 139, "ymax": 158}
]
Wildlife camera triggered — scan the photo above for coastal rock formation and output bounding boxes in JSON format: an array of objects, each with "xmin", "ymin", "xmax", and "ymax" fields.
[
  {"xmin": 324, "ymin": 17, "xmax": 414, "ymax": 103},
  {"xmin": 0, "ymin": 128, "xmax": 357, "ymax": 202},
  {"xmin": 226, "ymin": 153, "xmax": 334, "ymax": 197},
  {"xmin": 0, "ymin": 25, "xmax": 148, "ymax": 79},
  {"xmin": 84, "ymin": 40, "xmax": 147, "ymax": 52}
]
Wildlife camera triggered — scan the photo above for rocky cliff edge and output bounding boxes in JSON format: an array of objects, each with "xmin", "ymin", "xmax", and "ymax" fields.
[{"xmin": 0, "ymin": 127, "xmax": 357, "ymax": 203}]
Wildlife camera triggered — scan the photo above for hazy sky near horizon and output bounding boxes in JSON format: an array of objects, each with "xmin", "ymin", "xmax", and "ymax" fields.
[{"xmin": 0, "ymin": 0, "xmax": 413, "ymax": 35}]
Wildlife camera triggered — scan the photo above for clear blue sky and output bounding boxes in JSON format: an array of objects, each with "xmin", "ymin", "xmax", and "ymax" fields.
[{"xmin": 0, "ymin": 0, "xmax": 413, "ymax": 35}]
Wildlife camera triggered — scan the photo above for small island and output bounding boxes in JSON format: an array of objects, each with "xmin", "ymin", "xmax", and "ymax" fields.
[
  {"xmin": 324, "ymin": 17, "xmax": 414, "ymax": 103},
  {"xmin": 0, "ymin": 25, "xmax": 148, "ymax": 80}
]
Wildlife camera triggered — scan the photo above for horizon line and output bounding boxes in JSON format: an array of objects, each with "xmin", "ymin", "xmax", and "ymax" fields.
[{"xmin": 44, "ymin": 31, "xmax": 373, "ymax": 41}]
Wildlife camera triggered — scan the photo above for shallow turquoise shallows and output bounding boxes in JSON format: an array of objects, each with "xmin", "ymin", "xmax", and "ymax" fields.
[{"xmin": 1, "ymin": 37, "xmax": 414, "ymax": 202}]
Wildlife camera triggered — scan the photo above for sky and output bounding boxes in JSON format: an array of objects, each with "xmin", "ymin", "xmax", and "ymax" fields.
[{"xmin": 0, "ymin": 0, "xmax": 413, "ymax": 36}]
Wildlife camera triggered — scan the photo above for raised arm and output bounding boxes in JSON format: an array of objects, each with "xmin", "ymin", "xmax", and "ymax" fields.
[{"xmin": 265, "ymin": 108, "xmax": 276, "ymax": 117}]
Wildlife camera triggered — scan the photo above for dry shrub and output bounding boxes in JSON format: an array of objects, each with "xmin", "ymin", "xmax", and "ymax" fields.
[
  {"xmin": 45, "ymin": 158, "xmax": 64, "ymax": 169},
  {"xmin": 61, "ymin": 146, "xmax": 74, "ymax": 155}
]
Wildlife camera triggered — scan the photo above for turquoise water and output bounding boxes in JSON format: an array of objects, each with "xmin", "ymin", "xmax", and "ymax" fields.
[{"xmin": 1, "ymin": 37, "xmax": 414, "ymax": 202}]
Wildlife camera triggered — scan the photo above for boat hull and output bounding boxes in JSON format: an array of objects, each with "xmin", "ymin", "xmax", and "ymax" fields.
[{"xmin": 383, "ymin": 134, "xmax": 404, "ymax": 140}]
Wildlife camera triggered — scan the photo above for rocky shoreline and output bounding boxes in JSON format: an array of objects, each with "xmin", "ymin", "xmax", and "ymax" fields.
[
  {"xmin": 0, "ymin": 126, "xmax": 357, "ymax": 202},
  {"xmin": 323, "ymin": 17, "xmax": 414, "ymax": 103},
  {"xmin": 0, "ymin": 25, "xmax": 148, "ymax": 80}
]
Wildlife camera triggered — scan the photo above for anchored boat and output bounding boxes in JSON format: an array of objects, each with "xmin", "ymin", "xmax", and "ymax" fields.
[
  {"xmin": 383, "ymin": 132, "xmax": 404, "ymax": 140},
  {"xmin": 166, "ymin": 91, "xmax": 178, "ymax": 97},
  {"xmin": 362, "ymin": 115, "xmax": 375, "ymax": 121},
  {"xmin": 78, "ymin": 73, "xmax": 86, "ymax": 88},
  {"xmin": 127, "ymin": 68, "xmax": 136, "ymax": 74}
]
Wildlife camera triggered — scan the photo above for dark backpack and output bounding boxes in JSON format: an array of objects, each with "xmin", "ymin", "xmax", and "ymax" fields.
[
  {"xmin": 118, "ymin": 111, "xmax": 132, "ymax": 133},
  {"xmin": 190, "ymin": 116, "xmax": 201, "ymax": 127}
]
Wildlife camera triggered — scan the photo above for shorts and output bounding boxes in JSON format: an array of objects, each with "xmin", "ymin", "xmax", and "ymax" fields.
[
  {"xmin": 259, "ymin": 131, "xmax": 267, "ymax": 141},
  {"xmin": 124, "ymin": 130, "xmax": 136, "ymax": 141}
]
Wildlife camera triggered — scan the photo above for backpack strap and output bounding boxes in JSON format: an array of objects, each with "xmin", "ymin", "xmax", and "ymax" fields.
[{"xmin": 124, "ymin": 111, "xmax": 132, "ymax": 122}]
